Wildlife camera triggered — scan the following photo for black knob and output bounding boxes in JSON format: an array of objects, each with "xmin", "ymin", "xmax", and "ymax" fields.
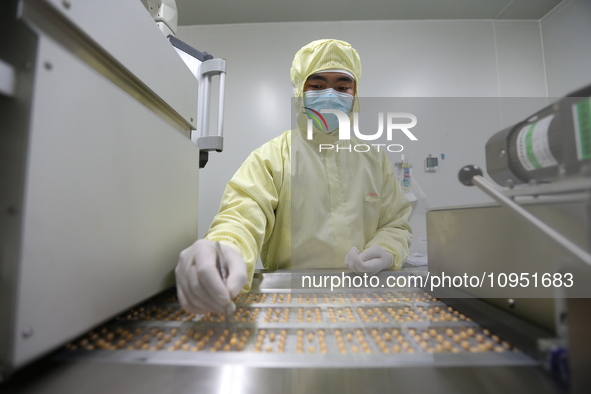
[{"xmin": 458, "ymin": 165, "xmax": 483, "ymax": 186}]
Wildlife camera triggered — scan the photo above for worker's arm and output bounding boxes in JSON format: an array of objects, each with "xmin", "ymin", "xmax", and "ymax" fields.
[
  {"xmin": 175, "ymin": 134, "xmax": 287, "ymax": 314},
  {"xmin": 346, "ymin": 154, "xmax": 412, "ymax": 275},
  {"xmin": 204, "ymin": 137, "xmax": 286, "ymax": 290},
  {"xmin": 176, "ymin": 140, "xmax": 285, "ymax": 314},
  {"xmin": 365, "ymin": 155, "xmax": 412, "ymax": 270}
]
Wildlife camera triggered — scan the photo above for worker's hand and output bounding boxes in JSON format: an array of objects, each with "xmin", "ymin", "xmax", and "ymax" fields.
[
  {"xmin": 344, "ymin": 245, "xmax": 393, "ymax": 276},
  {"xmin": 175, "ymin": 239, "xmax": 247, "ymax": 315}
]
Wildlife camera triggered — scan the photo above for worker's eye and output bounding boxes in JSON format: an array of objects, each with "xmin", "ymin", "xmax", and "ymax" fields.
[{"xmin": 337, "ymin": 85, "xmax": 354, "ymax": 94}]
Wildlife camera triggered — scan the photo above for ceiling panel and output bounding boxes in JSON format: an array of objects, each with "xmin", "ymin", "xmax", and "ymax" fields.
[
  {"xmin": 497, "ymin": 0, "xmax": 564, "ymax": 19},
  {"xmin": 176, "ymin": 0, "xmax": 564, "ymax": 26}
]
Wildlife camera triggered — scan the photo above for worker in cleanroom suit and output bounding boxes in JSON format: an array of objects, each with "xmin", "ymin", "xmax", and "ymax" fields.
[{"xmin": 175, "ymin": 39, "xmax": 412, "ymax": 314}]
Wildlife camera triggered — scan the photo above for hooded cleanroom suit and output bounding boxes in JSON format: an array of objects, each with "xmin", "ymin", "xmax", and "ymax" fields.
[{"xmin": 205, "ymin": 39, "xmax": 412, "ymax": 289}]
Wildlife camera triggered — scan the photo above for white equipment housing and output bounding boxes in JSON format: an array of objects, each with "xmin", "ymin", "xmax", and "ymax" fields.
[{"xmin": 0, "ymin": 0, "xmax": 200, "ymax": 378}]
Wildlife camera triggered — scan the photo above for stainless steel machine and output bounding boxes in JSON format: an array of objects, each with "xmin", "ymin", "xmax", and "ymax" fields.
[{"xmin": 428, "ymin": 88, "xmax": 591, "ymax": 393}]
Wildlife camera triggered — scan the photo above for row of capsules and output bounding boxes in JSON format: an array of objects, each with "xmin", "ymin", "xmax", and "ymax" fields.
[
  {"xmin": 334, "ymin": 328, "xmax": 373, "ymax": 354},
  {"xmin": 252, "ymin": 329, "xmax": 330, "ymax": 354},
  {"xmin": 253, "ymin": 329, "xmax": 287, "ymax": 353},
  {"xmin": 407, "ymin": 327, "xmax": 512, "ymax": 353},
  {"xmin": 333, "ymin": 326, "xmax": 511, "ymax": 355},
  {"xmin": 296, "ymin": 329, "xmax": 327, "ymax": 354},
  {"xmin": 234, "ymin": 290, "xmax": 437, "ymax": 325},
  {"xmin": 149, "ymin": 289, "xmax": 436, "ymax": 306},
  {"xmin": 115, "ymin": 305, "xmax": 197, "ymax": 322},
  {"xmin": 234, "ymin": 291, "xmax": 433, "ymax": 305},
  {"xmin": 67, "ymin": 327, "xmax": 186, "ymax": 351},
  {"xmin": 67, "ymin": 326, "xmax": 253, "ymax": 352},
  {"xmin": 334, "ymin": 328, "xmax": 417, "ymax": 354}
]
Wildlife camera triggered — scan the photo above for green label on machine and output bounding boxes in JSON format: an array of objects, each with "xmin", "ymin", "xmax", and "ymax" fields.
[
  {"xmin": 524, "ymin": 125, "xmax": 542, "ymax": 169},
  {"xmin": 573, "ymin": 98, "xmax": 591, "ymax": 161},
  {"xmin": 516, "ymin": 115, "xmax": 557, "ymax": 171}
]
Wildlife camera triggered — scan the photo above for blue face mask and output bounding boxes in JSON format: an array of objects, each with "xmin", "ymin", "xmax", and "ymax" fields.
[{"xmin": 303, "ymin": 88, "xmax": 354, "ymax": 132}]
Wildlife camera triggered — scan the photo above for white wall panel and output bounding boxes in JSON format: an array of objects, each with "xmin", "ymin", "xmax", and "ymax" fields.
[
  {"xmin": 541, "ymin": 0, "xmax": 591, "ymax": 97},
  {"xmin": 340, "ymin": 21, "xmax": 499, "ymax": 97},
  {"xmin": 494, "ymin": 21, "xmax": 547, "ymax": 98}
]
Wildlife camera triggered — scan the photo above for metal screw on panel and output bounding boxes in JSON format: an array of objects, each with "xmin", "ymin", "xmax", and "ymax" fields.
[
  {"xmin": 62, "ymin": 0, "xmax": 71, "ymax": 9},
  {"xmin": 499, "ymin": 149, "xmax": 506, "ymax": 159},
  {"xmin": 190, "ymin": 117, "xmax": 194, "ymax": 122},
  {"xmin": 507, "ymin": 298, "xmax": 515, "ymax": 309},
  {"xmin": 44, "ymin": 62, "xmax": 53, "ymax": 71},
  {"xmin": 22, "ymin": 326, "xmax": 34, "ymax": 338}
]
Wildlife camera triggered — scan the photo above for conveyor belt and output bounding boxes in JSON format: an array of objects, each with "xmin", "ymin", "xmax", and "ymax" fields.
[{"xmin": 57, "ymin": 285, "xmax": 533, "ymax": 368}]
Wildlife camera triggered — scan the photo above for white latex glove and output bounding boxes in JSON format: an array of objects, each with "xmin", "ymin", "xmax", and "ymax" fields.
[
  {"xmin": 344, "ymin": 245, "xmax": 393, "ymax": 276},
  {"xmin": 175, "ymin": 239, "xmax": 247, "ymax": 315}
]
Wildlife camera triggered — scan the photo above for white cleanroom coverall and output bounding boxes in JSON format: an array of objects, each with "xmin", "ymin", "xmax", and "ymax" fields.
[{"xmin": 204, "ymin": 39, "xmax": 412, "ymax": 289}]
